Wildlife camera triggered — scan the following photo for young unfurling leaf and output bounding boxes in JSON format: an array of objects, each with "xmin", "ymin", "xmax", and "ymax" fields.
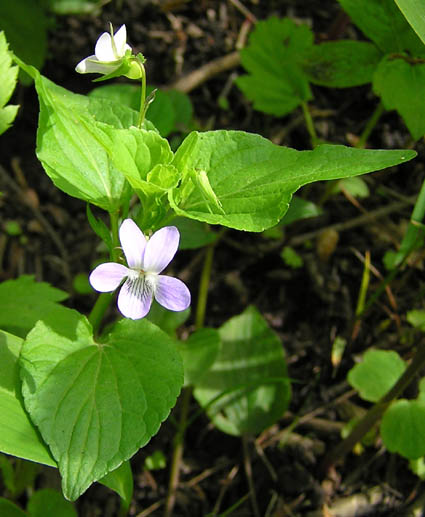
[{"xmin": 190, "ymin": 169, "xmax": 225, "ymax": 215}]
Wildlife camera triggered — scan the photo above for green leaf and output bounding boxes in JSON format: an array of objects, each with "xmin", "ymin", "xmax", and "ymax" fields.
[
  {"xmin": 193, "ymin": 306, "xmax": 291, "ymax": 436},
  {"xmin": 27, "ymin": 489, "xmax": 77, "ymax": 517},
  {"xmin": 0, "ymin": 330, "xmax": 55, "ymax": 467},
  {"xmin": 171, "ymin": 218, "xmax": 218, "ymax": 250},
  {"xmin": 280, "ymin": 246, "xmax": 303, "ymax": 268},
  {"xmin": 0, "ymin": 498, "xmax": 26, "ymax": 517},
  {"xmin": 88, "ymin": 83, "xmax": 140, "ymax": 111},
  {"xmin": 236, "ymin": 17, "xmax": 313, "ymax": 116},
  {"xmin": 166, "ymin": 89, "xmax": 193, "ymax": 129},
  {"xmin": 395, "ymin": 0, "xmax": 425, "ymax": 46},
  {"xmin": 407, "ymin": 309, "xmax": 425, "ymax": 331},
  {"xmin": 13, "ymin": 61, "xmax": 145, "ymax": 211},
  {"xmin": 373, "ymin": 57, "xmax": 425, "ymax": 140},
  {"xmin": 0, "ymin": 276, "xmax": 68, "ymax": 338},
  {"xmin": 94, "ymin": 126, "xmax": 177, "ymax": 229},
  {"xmin": 381, "ymin": 399, "xmax": 425, "ymax": 459},
  {"xmin": 97, "ymin": 126, "xmax": 174, "ymax": 187},
  {"xmin": 20, "ymin": 311, "xmax": 183, "ymax": 500},
  {"xmin": 347, "ymin": 349, "xmax": 407, "ymax": 402},
  {"xmin": 89, "ymin": 84, "xmax": 193, "ymax": 137},
  {"xmin": 47, "ymin": 0, "xmax": 102, "ymax": 15},
  {"xmin": 302, "ymin": 40, "xmax": 382, "ymax": 87},
  {"xmin": 145, "ymin": 87, "xmax": 175, "ymax": 137},
  {"xmin": 337, "ymin": 0, "xmax": 425, "ymax": 55},
  {"xmin": 86, "ymin": 204, "xmax": 112, "ymax": 250},
  {"xmin": 144, "ymin": 450, "xmax": 166, "ymax": 470},
  {"xmin": 0, "ymin": 32, "xmax": 18, "ymax": 135},
  {"xmin": 146, "ymin": 301, "xmax": 190, "ymax": 336},
  {"xmin": 169, "ymin": 130, "xmax": 416, "ymax": 232},
  {"xmin": 177, "ymin": 328, "xmax": 221, "ymax": 386},
  {"xmin": 34, "ymin": 76, "xmax": 133, "ymax": 211},
  {"xmin": 0, "ymin": 0, "xmax": 48, "ymax": 84},
  {"xmin": 336, "ymin": 177, "xmax": 370, "ymax": 198},
  {"xmin": 0, "ymin": 455, "xmax": 16, "ymax": 493},
  {"xmin": 418, "ymin": 377, "xmax": 425, "ymax": 404},
  {"xmin": 279, "ymin": 195, "xmax": 322, "ymax": 226},
  {"xmin": 98, "ymin": 461, "xmax": 133, "ymax": 510},
  {"xmin": 409, "ymin": 457, "xmax": 425, "ymax": 480}
]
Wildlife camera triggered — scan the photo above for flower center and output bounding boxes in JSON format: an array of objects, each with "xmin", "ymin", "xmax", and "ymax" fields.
[{"xmin": 127, "ymin": 268, "xmax": 142, "ymax": 281}]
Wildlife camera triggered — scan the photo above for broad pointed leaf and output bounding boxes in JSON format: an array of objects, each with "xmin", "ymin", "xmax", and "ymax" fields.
[
  {"xmin": 0, "ymin": 276, "xmax": 68, "ymax": 338},
  {"xmin": 193, "ymin": 306, "xmax": 291, "ymax": 436},
  {"xmin": 236, "ymin": 17, "xmax": 313, "ymax": 116},
  {"xmin": 20, "ymin": 310, "xmax": 183, "ymax": 500},
  {"xmin": 0, "ymin": 330, "xmax": 55, "ymax": 467},
  {"xmin": 169, "ymin": 130, "xmax": 416, "ymax": 232},
  {"xmin": 395, "ymin": 0, "xmax": 425, "ymax": 45},
  {"xmin": 0, "ymin": 0, "xmax": 48, "ymax": 84},
  {"xmin": 373, "ymin": 57, "xmax": 425, "ymax": 140},
  {"xmin": 337, "ymin": 0, "xmax": 425, "ymax": 55},
  {"xmin": 302, "ymin": 40, "xmax": 382, "ymax": 87}
]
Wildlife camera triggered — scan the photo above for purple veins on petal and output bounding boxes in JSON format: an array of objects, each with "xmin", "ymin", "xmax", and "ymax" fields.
[
  {"xmin": 117, "ymin": 273, "xmax": 154, "ymax": 320},
  {"xmin": 119, "ymin": 218, "xmax": 147, "ymax": 269},
  {"xmin": 143, "ymin": 226, "xmax": 180, "ymax": 273},
  {"xmin": 89, "ymin": 263, "xmax": 128, "ymax": 292},
  {"xmin": 155, "ymin": 275, "xmax": 191, "ymax": 312}
]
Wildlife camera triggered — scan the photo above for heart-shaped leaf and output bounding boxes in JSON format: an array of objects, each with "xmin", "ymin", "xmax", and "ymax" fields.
[
  {"xmin": 20, "ymin": 309, "xmax": 183, "ymax": 500},
  {"xmin": 347, "ymin": 349, "xmax": 407, "ymax": 402},
  {"xmin": 381, "ymin": 399, "xmax": 425, "ymax": 459},
  {"xmin": 193, "ymin": 306, "xmax": 291, "ymax": 436}
]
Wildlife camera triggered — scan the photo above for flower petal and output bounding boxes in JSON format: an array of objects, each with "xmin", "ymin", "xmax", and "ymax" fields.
[
  {"xmin": 95, "ymin": 31, "xmax": 115, "ymax": 61},
  {"xmin": 143, "ymin": 226, "xmax": 180, "ymax": 274},
  {"xmin": 89, "ymin": 263, "xmax": 128, "ymax": 292},
  {"xmin": 119, "ymin": 219, "xmax": 147, "ymax": 269},
  {"xmin": 75, "ymin": 56, "xmax": 119, "ymax": 74},
  {"xmin": 118, "ymin": 275, "xmax": 153, "ymax": 319},
  {"xmin": 155, "ymin": 275, "xmax": 191, "ymax": 312},
  {"xmin": 113, "ymin": 25, "xmax": 130, "ymax": 57}
]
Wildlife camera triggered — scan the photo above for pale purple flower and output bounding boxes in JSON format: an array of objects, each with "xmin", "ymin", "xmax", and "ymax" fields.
[
  {"xmin": 90, "ymin": 219, "xmax": 191, "ymax": 320},
  {"xmin": 75, "ymin": 24, "xmax": 132, "ymax": 75}
]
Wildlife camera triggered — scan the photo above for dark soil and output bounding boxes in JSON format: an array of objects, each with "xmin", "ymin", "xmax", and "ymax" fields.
[{"xmin": 1, "ymin": 1, "xmax": 425, "ymax": 516}]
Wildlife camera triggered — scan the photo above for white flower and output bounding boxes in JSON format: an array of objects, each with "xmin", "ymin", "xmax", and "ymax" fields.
[
  {"xmin": 75, "ymin": 24, "xmax": 132, "ymax": 75},
  {"xmin": 89, "ymin": 219, "xmax": 191, "ymax": 320}
]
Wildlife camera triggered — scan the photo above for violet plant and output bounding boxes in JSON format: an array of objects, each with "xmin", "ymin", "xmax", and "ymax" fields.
[
  {"xmin": 90, "ymin": 219, "xmax": 191, "ymax": 319},
  {"xmin": 0, "ymin": 17, "xmax": 420, "ymax": 512}
]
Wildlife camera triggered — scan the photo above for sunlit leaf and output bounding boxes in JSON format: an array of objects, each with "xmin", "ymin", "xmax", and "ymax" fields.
[
  {"xmin": 381, "ymin": 400, "xmax": 425, "ymax": 459},
  {"xmin": 170, "ymin": 130, "xmax": 416, "ymax": 232},
  {"xmin": 20, "ymin": 310, "xmax": 183, "ymax": 500},
  {"xmin": 347, "ymin": 349, "xmax": 406, "ymax": 402}
]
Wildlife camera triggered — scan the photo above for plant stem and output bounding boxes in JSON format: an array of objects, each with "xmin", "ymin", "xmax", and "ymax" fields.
[
  {"xmin": 164, "ymin": 386, "xmax": 192, "ymax": 517},
  {"xmin": 195, "ymin": 245, "xmax": 214, "ymax": 329},
  {"xmin": 164, "ymin": 243, "xmax": 216, "ymax": 517},
  {"xmin": 388, "ymin": 175, "xmax": 425, "ymax": 268},
  {"xmin": 242, "ymin": 435, "xmax": 261, "ymax": 517},
  {"xmin": 301, "ymin": 102, "xmax": 318, "ymax": 148},
  {"xmin": 321, "ymin": 341, "xmax": 425, "ymax": 474},
  {"xmin": 137, "ymin": 63, "xmax": 147, "ymax": 128},
  {"xmin": 88, "ymin": 292, "xmax": 114, "ymax": 336},
  {"xmin": 355, "ymin": 101, "xmax": 385, "ymax": 149},
  {"xmin": 88, "ymin": 211, "xmax": 120, "ymax": 335}
]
